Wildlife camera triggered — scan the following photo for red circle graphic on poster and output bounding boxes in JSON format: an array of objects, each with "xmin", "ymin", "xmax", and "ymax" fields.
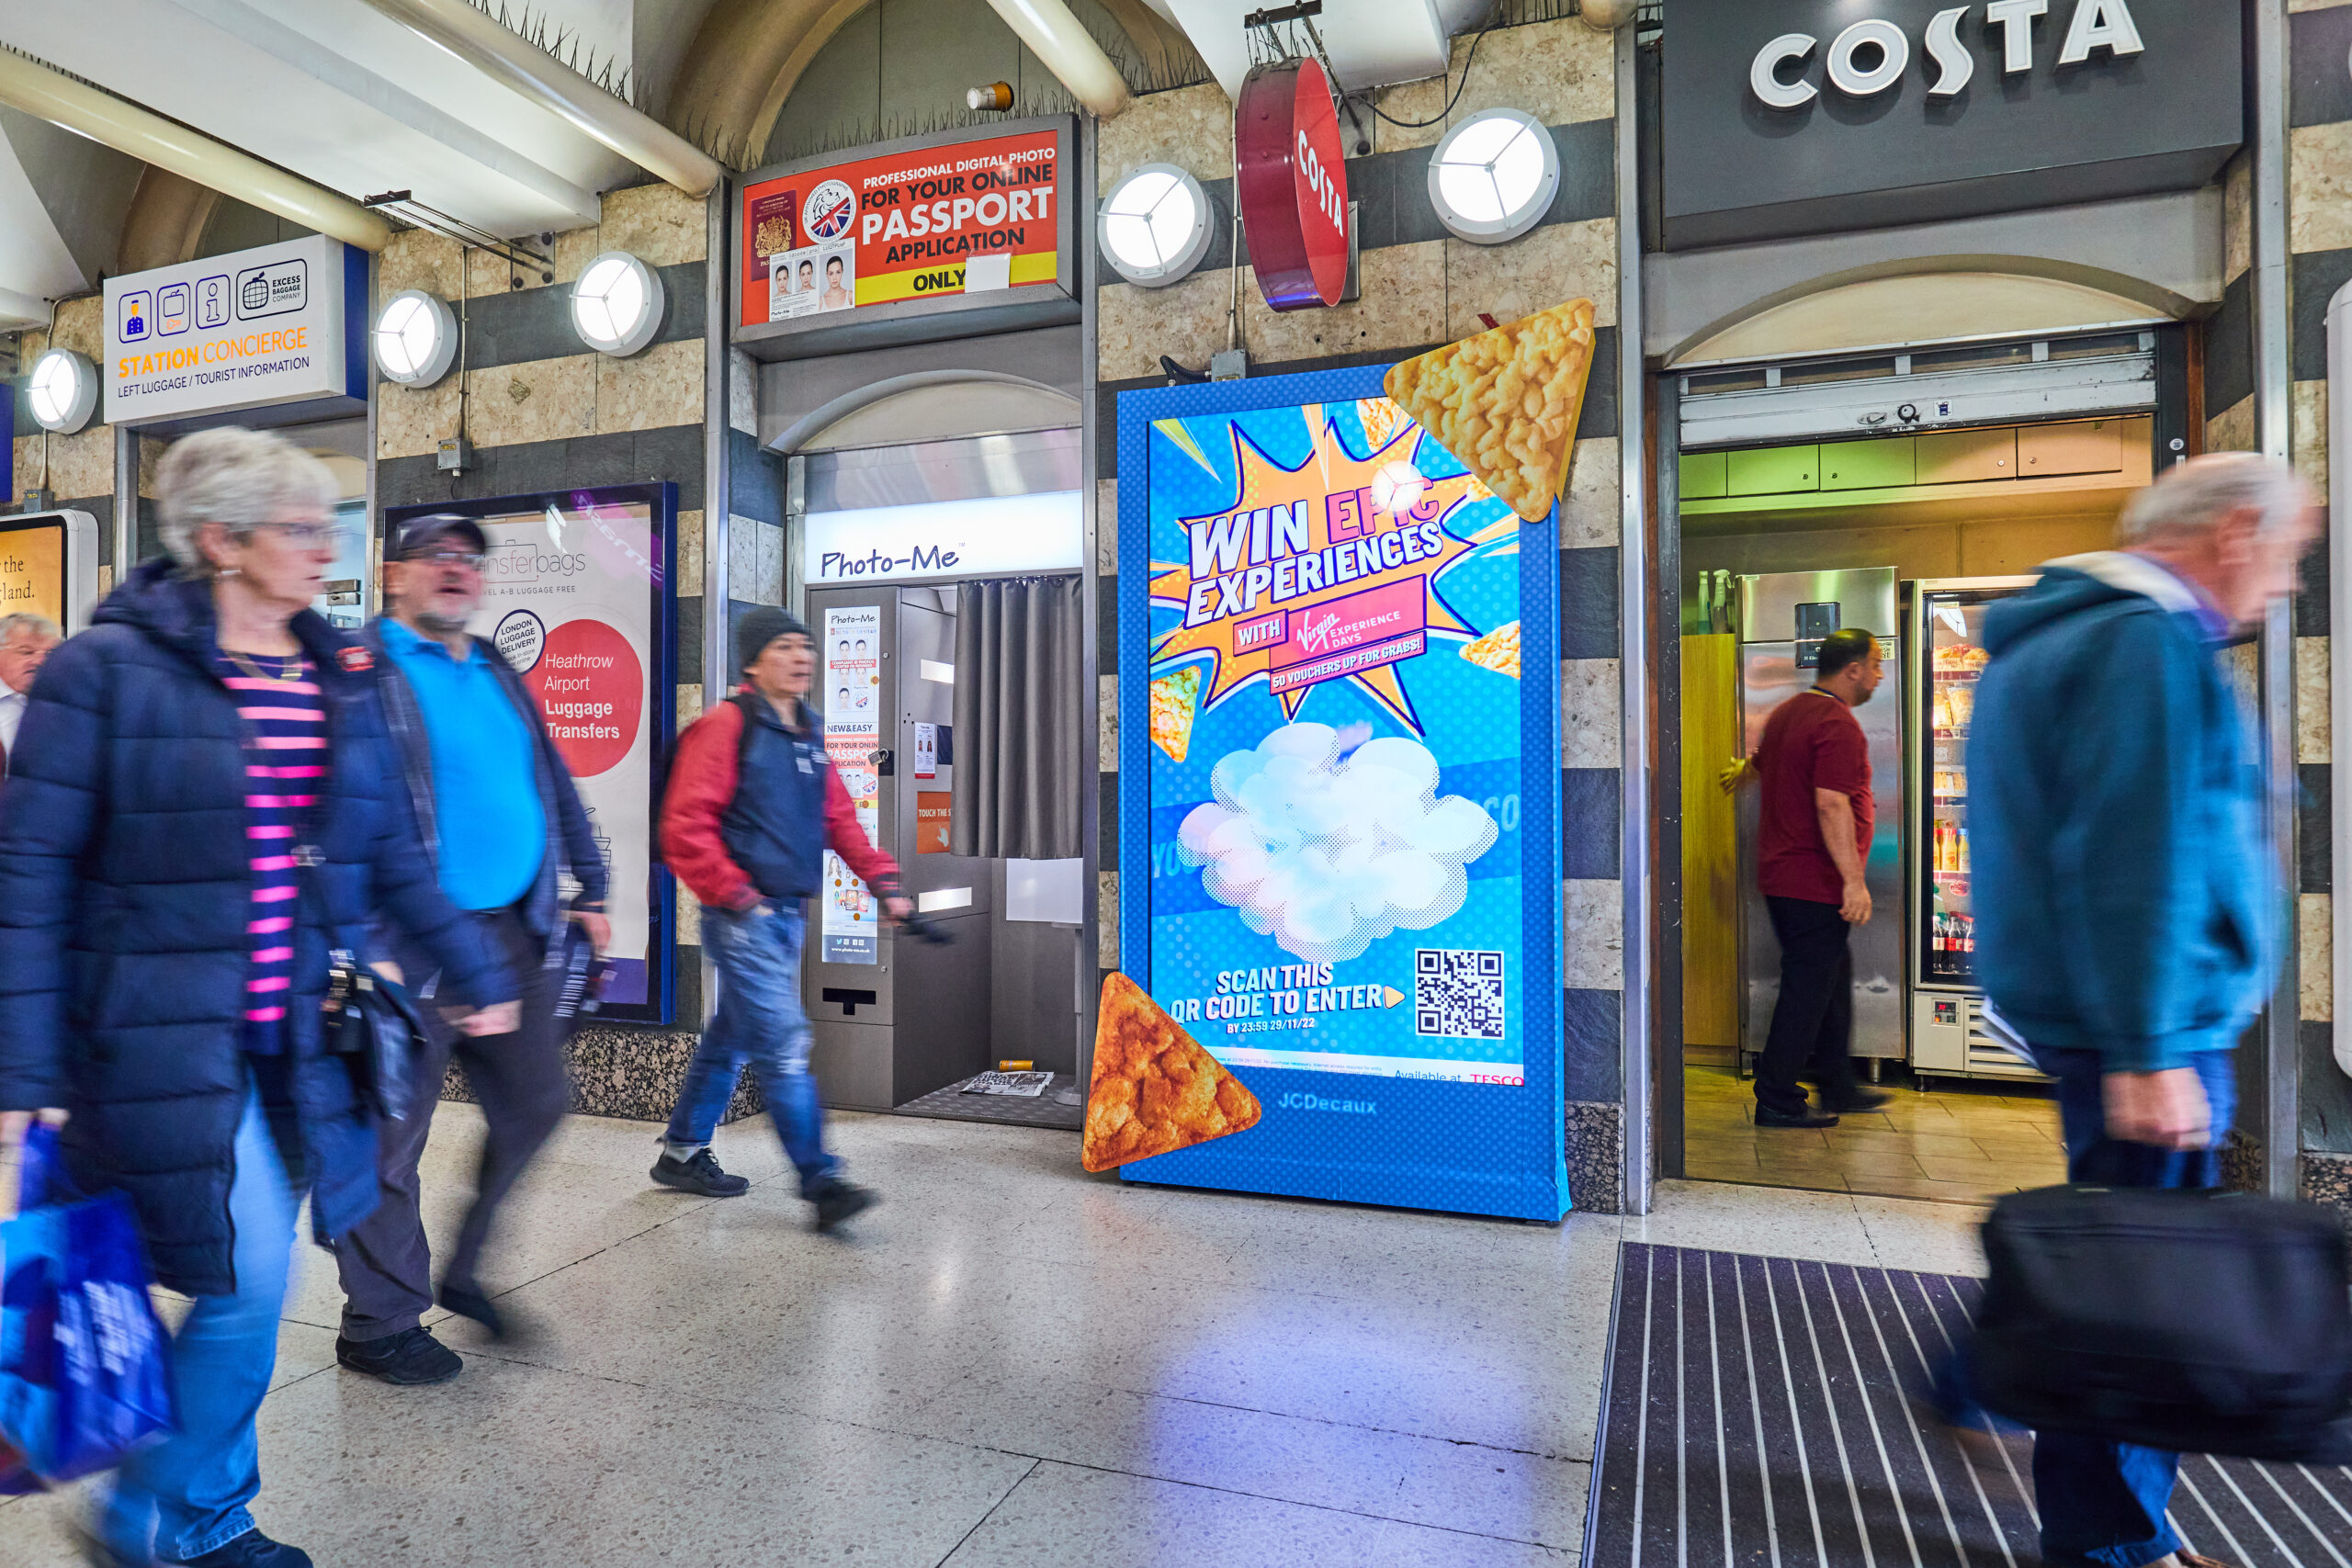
[
  {"xmin": 804, "ymin": 179, "xmax": 857, "ymax": 240},
  {"xmin": 1235, "ymin": 55, "xmax": 1350, "ymax": 310},
  {"xmin": 527, "ymin": 618, "xmax": 641, "ymax": 778}
]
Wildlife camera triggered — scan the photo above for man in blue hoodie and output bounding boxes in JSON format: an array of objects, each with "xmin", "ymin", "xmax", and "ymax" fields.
[{"xmin": 1970, "ymin": 452, "xmax": 2316, "ymax": 1568}]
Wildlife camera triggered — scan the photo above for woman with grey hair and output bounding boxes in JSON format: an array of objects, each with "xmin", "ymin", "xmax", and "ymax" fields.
[{"xmin": 0, "ymin": 425, "xmax": 518, "ymax": 1568}]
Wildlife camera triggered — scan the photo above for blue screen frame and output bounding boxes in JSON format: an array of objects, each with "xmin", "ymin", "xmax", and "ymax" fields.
[{"xmin": 1115, "ymin": 364, "xmax": 1569, "ymax": 1221}]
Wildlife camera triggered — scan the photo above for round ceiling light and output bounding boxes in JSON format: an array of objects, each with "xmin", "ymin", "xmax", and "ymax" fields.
[
  {"xmin": 572, "ymin": 251, "xmax": 665, "ymax": 356},
  {"xmin": 1098, "ymin": 164, "xmax": 1214, "ymax": 288},
  {"xmin": 27, "ymin": 348, "xmax": 96, "ymax": 434},
  {"xmin": 1428, "ymin": 108, "xmax": 1559, "ymax": 246},
  {"xmin": 372, "ymin": 289, "xmax": 458, "ymax": 387}
]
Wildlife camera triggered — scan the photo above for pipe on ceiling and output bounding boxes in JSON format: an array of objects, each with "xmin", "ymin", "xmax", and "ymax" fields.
[
  {"xmin": 978, "ymin": 0, "xmax": 1133, "ymax": 119},
  {"xmin": 0, "ymin": 49, "xmax": 392, "ymax": 253},
  {"xmin": 358, "ymin": 0, "xmax": 724, "ymax": 197}
]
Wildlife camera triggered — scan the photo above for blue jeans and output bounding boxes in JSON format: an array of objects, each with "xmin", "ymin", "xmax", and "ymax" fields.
[
  {"xmin": 665, "ymin": 903, "xmax": 841, "ymax": 1196},
  {"xmin": 2030, "ymin": 1044, "xmax": 2238, "ymax": 1568},
  {"xmin": 106, "ymin": 1079, "xmax": 303, "ymax": 1563}
]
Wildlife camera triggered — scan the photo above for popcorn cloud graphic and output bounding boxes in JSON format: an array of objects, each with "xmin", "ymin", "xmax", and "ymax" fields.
[{"xmin": 1177, "ymin": 723, "xmax": 1498, "ymax": 963}]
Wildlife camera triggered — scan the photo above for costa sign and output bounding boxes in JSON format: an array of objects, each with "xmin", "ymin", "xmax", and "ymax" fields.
[
  {"xmin": 1236, "ymin": 56, "xmax": 1350, "ymax": 311},
  {"xmin": 1751, "ymin": 0, "xmax": 2145, "ymax": 108}
]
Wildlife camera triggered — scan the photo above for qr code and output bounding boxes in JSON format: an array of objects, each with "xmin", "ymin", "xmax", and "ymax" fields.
[{"xmin": 1415, "ymin": 949, "xmax": 1506, "ymax": 1040}]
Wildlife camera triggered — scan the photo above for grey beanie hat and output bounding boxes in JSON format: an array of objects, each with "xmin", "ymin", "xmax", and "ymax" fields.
[{"xmin": 736, "ymin": 606, "xmax": 811, "ymax": 675}]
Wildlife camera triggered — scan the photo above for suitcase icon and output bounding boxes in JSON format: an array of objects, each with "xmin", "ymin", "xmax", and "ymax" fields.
[{"xmin": 241, "ymin": 274, "xmax": 271, "ymax": 312}]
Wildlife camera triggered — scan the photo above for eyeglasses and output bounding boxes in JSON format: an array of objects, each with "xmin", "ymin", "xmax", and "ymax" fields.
[
  {"xmin": 258, "ymin": 521, "xmax": 356, "ymax": 552},
  {"xmin": 402, "ymin": 548, "xmax": 485, "ymax": 570}
]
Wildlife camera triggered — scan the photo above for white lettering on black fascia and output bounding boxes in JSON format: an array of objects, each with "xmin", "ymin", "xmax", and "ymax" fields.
[{"xmin": 1748, "ymin": 0, "xmax": 2144, "ymax": 111}]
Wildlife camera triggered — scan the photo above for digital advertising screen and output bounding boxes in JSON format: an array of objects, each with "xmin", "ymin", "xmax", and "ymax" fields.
[
  {"xmin": 387, "ymin": 483, "xmax": 677, "ymax": 1022},
  {"xmin": 1116, "ymin": 365, "xmax": 1569, "ymax": 1221}
]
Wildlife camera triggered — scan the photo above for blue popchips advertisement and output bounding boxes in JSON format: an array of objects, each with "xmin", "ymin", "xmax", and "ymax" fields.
[{"xmin": 1116, "ymin": 365, "xmax": 1569, "ymax": 1220}]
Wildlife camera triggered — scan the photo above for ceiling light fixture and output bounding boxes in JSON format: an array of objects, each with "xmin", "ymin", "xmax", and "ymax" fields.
[
  {"xmin": 1097, "ymin": 164, "xmax": 1214, "ymax": 288},
  {"xmin": 27, "ymin": 349, "xmax": 96, "ymax": 434},
  {"xmin": 572, "ymin": 251, "xmax": 665, "ymax": 356},
  {"xmin": 1428, "ymin": 108, "xmax": 1559, "ymax": 246},
  {"xmin": 372, "ymin": 289, "xmax": 458, "ymax": 387}
]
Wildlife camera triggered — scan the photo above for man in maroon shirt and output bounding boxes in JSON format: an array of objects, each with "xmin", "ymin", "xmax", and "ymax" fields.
[{"xmin": 1722, "ymin": 626, "xmax": 1891, "ymax": 1128}]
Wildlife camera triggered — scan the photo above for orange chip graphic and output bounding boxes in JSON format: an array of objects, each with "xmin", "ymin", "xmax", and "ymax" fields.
[
  {"xmin": 1460, "ymin": 620, "xmax": 1522, "ymax": 679},
  {"xmin": 1084, "ymin": 973, "xmax": 1262, "ymax": 1172},
  {"xmin": 1356, "ymin": 396, "xmax": 1408, "ymax": 453},
  {"xmin": 1148, "ymin": 665, "xmax": 1202, "ymax": 763},
  {"xmin": 1384, "ymin": 299, "xmax": 1598, "ymax": 524}
]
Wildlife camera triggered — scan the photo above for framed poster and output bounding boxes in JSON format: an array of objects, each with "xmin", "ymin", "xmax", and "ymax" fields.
[
  {"xmin": 386, "ymin": 483, "xmax": 677, "ymax": 1023},
  {"xmin": 732, "ymin": 117, "xmax": 1077, "ymax": 359},
  {"xmin": 1117, "ymin": 366, "xmax": 1568, "ymax": 1221},
  {"xmin": 0, "ymin": 511, "xmax": 100, "ymax": 633},
  {"xmin": 820, "ymin": 604, "xmax": 884, "ymax": 964}
]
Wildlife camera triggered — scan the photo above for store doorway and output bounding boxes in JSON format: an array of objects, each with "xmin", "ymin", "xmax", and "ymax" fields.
[{"xmin": 1670, "ymin": 333, "xmax": 2179, "ymax": 1201}]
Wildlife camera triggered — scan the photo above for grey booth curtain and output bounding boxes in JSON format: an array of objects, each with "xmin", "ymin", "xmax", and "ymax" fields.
[{"xmin": 951, "ymin": 574, "xmax": 1084, "ymax": 859}]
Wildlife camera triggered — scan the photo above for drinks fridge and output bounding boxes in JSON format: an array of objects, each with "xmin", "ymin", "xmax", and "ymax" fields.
[
  {"xmin": 1736, "ymin": 570, "xmax": 1905, "ymax": 1067},
  {"xmin": 1905, "ymin": 577, "xmax": 2047, "ymax": 1083}
]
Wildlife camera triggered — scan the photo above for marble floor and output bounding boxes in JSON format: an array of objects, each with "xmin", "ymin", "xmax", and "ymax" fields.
[
  {"xmin": 1680, "ymin": 1063, "xmax": 2068, "ymax": 1202},
  {"xmin": 3, "ymin": 1107, "xmax": 1983, "ymax": 1567}
]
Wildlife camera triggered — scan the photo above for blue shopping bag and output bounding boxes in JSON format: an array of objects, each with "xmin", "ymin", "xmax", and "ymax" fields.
[{"xmin": 0, "ymin": 1122, "xmax": 175, "ymax": 1491}]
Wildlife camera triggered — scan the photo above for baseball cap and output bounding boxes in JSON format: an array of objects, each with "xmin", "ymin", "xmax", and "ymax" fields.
[{"xmin": 390, "ymin": 514, "xmax": 489, "ymax": 560}]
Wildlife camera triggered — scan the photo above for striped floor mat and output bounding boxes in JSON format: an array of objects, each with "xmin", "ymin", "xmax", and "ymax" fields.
[{"xmin": 1586, "ymin": 1245, "xmax": 2352, "ymax": 1568}]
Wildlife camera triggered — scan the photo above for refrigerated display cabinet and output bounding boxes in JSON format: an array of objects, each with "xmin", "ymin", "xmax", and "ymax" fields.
[{"xmin": 1905, "ymin": 577, "xmax": 2048, "ymax": 1085}]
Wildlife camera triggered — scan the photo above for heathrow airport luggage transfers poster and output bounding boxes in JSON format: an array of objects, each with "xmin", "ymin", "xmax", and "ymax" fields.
[
  {"xmin": 1116, "ymin": 365, "xmax": 1569, "ymax": 1220},
  {"xmin": 389, "ymin": 485, "xmax": 676, "ymax": 1021}
]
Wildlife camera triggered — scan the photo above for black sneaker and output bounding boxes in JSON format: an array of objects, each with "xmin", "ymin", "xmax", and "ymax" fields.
[
  {"xmin": 650, "ymin": 1146, "xmax": 750, "ymax": 1197},
  {"xmin": 437, "ymin": 1281, "xmax": 514, "ymax": 1342},
  {"xmin": 810, "ymin": 1181, "xmax": 878, "ymax": 1232},
  {"xmin": 169, "ymin": 1529, "xmax": 313, "ymax": 1566},
  {"xmin": 1754, "ymin": 1105, "xmax": 1840, "ymax": 1129},
  {"xmin": 335, "ymin": 1325, "xmax": 461, "ymax": 1385}
]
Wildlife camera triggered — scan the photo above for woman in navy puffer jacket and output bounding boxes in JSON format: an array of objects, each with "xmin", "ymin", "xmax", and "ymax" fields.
[{"xmin": 0, "ymin": 428, "xmax": 517, "ymax": 1568}]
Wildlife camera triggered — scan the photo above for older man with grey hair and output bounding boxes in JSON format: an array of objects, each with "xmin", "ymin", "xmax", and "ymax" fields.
[
  {"xmin": 0, "ymin": 610, "xmax": 62, "ymax": 774},
  {"xmin": 1966, "ymin": 452, "xmax": 2318, "ymax": 1568}
]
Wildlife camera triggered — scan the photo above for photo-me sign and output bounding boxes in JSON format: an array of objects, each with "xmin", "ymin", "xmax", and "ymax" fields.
[
  {"xmin": 104, "ymin": 235, "xmax": 366, "ymax": 427},
  {"xmin": 799, "ymin": 492, "xmax": 1084, "ymax": 587},
  {"xmin": 1659, "ymin": 0, "xmax": 2240, "ymax": 250},
  {"xmin": 734, "ymin": 118, "xmax": 1077, "ymax": 359}
]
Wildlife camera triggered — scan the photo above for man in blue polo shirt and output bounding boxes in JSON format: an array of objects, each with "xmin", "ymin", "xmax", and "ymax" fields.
[{"xmin": 333, "ymin": 514, "xmax": 610, "ymax": 1386}]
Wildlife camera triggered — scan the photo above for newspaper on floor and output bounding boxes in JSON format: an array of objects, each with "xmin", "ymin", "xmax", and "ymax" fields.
[{"xmin": 960, "ymin": 1071, "xmax": 1055, "ymax": 1098}]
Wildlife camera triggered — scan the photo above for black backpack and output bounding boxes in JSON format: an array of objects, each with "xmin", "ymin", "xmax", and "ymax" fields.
[{"xmin": 1973, "ymin": 1180, "xmax": 2352, "ymax": 1461}]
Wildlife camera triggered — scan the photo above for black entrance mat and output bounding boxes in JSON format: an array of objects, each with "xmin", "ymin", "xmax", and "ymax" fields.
[
  {"xmin": 892, "ymin": 1072, "xmax": 1084, "ymax": 1130},
  {"xmin": 1587, "ymin": 1245, "xmax": 2352, "ymax": 1568}
]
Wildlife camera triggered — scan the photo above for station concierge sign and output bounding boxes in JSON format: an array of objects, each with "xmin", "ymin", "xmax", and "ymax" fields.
[
  {"xmin": 734, "ymin": 117, "xmax": 1078, "ymax": 356},
  {"xmin": 104, "ymin": 234, "xmax": 367, "ymax": 427},
  {"xmin": 1659, "ymin": 0, "xmax": 2241, "ymax": 249}
]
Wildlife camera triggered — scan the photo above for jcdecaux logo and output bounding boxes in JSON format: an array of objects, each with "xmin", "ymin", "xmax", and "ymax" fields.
[{"xmin": 1279, "ymin": 1092, "xmax": 1376, "ymax": 1114}]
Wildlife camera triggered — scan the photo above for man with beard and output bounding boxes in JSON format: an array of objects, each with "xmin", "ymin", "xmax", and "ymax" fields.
[{"xmin": 332, "ymin": 514, "xmax": 609, "ymax": 1383}]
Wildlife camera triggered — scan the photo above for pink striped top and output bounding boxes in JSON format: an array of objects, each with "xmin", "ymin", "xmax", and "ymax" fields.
[{"xmin": 213, "ymin": 647, "xmax": 324, "ymax": 1055}]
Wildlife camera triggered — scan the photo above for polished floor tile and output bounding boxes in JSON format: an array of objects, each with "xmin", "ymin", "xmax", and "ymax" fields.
[{"xmin": 1, "ymin": 1097, "xmax": 1994, "ymax": 1563}]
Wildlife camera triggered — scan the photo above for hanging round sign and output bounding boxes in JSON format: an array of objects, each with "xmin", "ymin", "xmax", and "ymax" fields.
[{"xmin": 1235, "ymin": 56, "xmax": 1351, "ymax": 311}]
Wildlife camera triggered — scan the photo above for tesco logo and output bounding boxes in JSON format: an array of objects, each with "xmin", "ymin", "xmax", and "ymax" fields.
[{"xmin": 1750, "ymin": 0, "xmax": 2145, "ymax": 110}]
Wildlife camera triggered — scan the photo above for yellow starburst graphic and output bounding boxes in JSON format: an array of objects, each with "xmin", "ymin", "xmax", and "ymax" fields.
[{"xmin": 1147, "ymin": 412, "xmax": 1503, "ymax": 736}]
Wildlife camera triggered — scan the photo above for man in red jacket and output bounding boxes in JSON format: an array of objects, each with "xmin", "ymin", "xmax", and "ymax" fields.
[{"xmin": 654, "ymin": 607, "xmax": 909, "ymax": 1229}]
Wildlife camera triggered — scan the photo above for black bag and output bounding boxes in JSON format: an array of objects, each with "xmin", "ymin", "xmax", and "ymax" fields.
[
  {"xmin": 1973, "ymin": 1179, "xmax": 2352, "ymax": 1461},
  {"xmin": 294, "ymin": 845, "xmax": 432, "ymax": 1122}
]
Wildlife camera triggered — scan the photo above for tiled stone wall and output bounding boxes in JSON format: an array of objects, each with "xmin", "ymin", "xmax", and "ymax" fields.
[
  {"xmin": 7, "ymin": 296, "xmax": 125, "ymax": 573},
  {"xmin": 372, "ymin": 181, "xmax": 722, "ymax": 1068},
  {"xmin": 1094, "ymin": 15, "xmax": 1631, "ymax": 1209},
  {"xmin": 2290, "ymin": 1, "xmax": 2352, "ymax": 1203}
]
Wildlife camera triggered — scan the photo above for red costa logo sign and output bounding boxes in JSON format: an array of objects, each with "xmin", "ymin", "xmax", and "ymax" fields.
[{"xmin": 1236, "ymin": 56, "xmax": 1350, "ymax": 311}]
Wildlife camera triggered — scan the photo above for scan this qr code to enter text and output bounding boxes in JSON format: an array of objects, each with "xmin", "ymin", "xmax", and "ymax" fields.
[{"xmin": 1414, "ymin": 949, "xmax": 1506, "ymax": 1040}]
